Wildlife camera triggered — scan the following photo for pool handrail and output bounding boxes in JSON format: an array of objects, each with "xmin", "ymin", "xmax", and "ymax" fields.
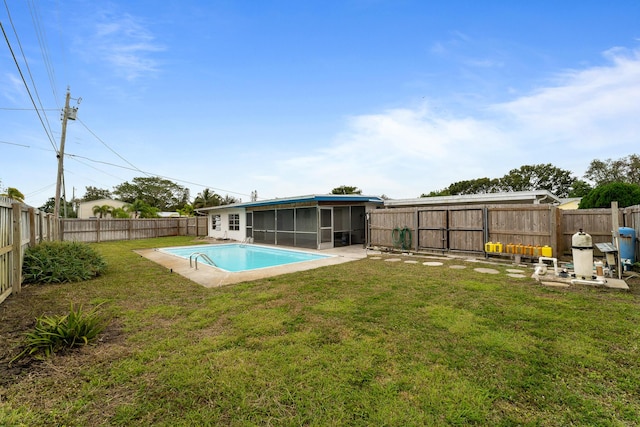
[{"xmin": 189, "ymin": 252, "xmax": 217, "ymax": 270}]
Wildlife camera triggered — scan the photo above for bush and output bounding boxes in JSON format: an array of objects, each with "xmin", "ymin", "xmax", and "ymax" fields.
[
  {"xmin": 579, "ymin": 182, "xmax": 640, "ymax": 209},
  {"xmin": 12, "ymin": 303, "xmax": 108, "ymax": 361},
  {"xmin": 22, "ymin": 241, "xmax": 107, "ymax": 284}
]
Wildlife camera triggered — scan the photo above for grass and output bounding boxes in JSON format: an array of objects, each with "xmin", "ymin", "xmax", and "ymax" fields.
[{"xmin": 1, "ymin": 236, "xmax": 639, "ymax": 426}]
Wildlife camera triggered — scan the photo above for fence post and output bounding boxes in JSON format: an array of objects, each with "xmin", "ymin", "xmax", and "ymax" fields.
[
  {"xmin": 12, "ymin": 203, "xmax": 22, "ymax": 294},
  {"xmin": 28, "ymin": 207, "xmax": 36, "ymax": 247},
  {"xmin": 550, "ymin": 205, "xmax": 560, "ymax": 256}
]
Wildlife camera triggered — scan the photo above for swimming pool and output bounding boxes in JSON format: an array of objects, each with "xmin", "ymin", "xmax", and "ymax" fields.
[{"xmin": 159, "ymin": 244, "xmax": 331, "ymax": 273}]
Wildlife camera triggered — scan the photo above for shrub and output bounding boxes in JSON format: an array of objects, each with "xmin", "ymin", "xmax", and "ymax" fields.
[
  {"xmin": 12, "ymin": 303, "xmax": 108, "ymax": 361},
  {"xmin": 22, "ymin": 241, "xmax": 107, "ymax": 284},
  {"xmin": 578, "ymin": 182, "xmax": 640, "ymax": 209}
]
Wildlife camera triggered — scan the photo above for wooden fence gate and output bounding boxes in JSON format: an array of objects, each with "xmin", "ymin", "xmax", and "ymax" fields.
[
  {"xmin": 417, "ymin": 208, "xmax": 486, "ymax": 253},
  {"xmin": 368, "ymin": 206, "xmax": 487, "ymax": 254}
]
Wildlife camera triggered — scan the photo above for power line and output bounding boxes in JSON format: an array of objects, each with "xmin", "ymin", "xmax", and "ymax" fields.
[
  {"xmin": 77, "ymin": 117, "xmax": 151, "ymax": 177},
  {"xmin": 0, "ymin": 140, "xmax": 253, "ymax": 199},
  {"xmin": 27, "ymin": 0, "xmax": 60, "ymax": 105},
  {"xmin": 0, "ymin": 20, "xmax": 58, "ymax": 152}
]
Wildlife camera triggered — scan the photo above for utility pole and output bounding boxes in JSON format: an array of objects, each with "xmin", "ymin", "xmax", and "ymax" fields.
[{"xmin": 54, "ymin": 88, "xmax": 78, "ymax": 220}]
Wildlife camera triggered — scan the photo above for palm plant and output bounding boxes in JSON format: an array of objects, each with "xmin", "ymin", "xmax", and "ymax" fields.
[
  {"xmin": 92, "ymin": 204, "xmax": 112, "ymax": 218},
  {"xmin": 1, "ymin": 187, "xmax": 25, "ymax": 203},
  {"xmin": 193, "ymin": 188, "xmax": 222, "ymax": 209}
]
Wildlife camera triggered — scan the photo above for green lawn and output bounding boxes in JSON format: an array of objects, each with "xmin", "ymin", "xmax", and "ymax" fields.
[{"xmin": 1, "ymin": 236, "xmax": 639, "ymax": 426}]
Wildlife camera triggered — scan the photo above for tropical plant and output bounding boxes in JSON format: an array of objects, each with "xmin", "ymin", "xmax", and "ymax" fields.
[
  {"xmin": 124, "ymin": 199, "xmax": 159, "ymax": 218},
  {"xmin": 331, "ymin": 185, "xmax": 362, "ymax": 195},
  {"xmin": 193, "ymin": 188, "xmax": 223, "ymax": 209},
  {"xmin": 92, "ymin": 204, "xmax": 112, "ymax": 218},
  {"xmin": 111, "ymin": 207, "xmax": 130, "ymax": 218},
  {"xmin": 22, "ymin": 241, "xmax": 107, "ymax": 284},
  {"xmin": 0, "ymin": 186, "xmax": 25, "ymax": 202},
  {"xmin": 12, "ymin": 303, "xmax": 107, "ymax": 361}
]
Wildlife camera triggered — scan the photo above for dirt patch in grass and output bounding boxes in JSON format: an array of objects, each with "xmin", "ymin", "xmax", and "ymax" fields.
[{"xmin": 0, "ymin": 283, "xmax": 127, "ymax": 388}]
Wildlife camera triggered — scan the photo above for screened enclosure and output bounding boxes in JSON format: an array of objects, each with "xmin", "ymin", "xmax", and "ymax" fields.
[{"xmin": 247, "ymin": 205, "xmax": 366, "ymax": 249}]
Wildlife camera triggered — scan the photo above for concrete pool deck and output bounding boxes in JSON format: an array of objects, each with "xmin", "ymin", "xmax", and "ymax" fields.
[{"xmin": 135, "ymin": 244, "xmax": 369, "ymax": 288}]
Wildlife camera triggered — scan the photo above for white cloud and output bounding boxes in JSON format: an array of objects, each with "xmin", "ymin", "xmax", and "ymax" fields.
[
  {"xmin": 78, "ymin": 12, "xmax": 164, "ymax": 81},
  {"xmin": 259, "ymin": 47, "xmax": 640, "ymax": 198}
]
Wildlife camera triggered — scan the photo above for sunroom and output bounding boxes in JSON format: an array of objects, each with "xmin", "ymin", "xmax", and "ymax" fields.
[{"xmin": 196, "ymin": 194, "xmax": 384, "ymax": 250}]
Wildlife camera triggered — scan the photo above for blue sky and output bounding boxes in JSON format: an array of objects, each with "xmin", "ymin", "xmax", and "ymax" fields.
[{"xmin": 2, "ymin": 0, "xmax": 640, "ymax": 208}]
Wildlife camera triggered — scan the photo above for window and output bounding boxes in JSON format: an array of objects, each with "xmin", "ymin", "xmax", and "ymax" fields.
[
  {"xmin": 229, "ymin": 213, "xmax": 240, "ymax": 231},
  {"xmin": 212, "ymin": 215, "xmax": 221, "ymax": 231}
]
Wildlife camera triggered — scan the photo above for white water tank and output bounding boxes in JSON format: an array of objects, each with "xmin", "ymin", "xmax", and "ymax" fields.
[{"xmin": 572, "ymin": 229, "xmax": 593, "ymax": 279}]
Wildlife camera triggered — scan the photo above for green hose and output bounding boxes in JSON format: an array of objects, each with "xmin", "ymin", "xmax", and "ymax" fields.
[{"xmin": 392, "ymin": 227, "xmax": 412, "ymax": 250}]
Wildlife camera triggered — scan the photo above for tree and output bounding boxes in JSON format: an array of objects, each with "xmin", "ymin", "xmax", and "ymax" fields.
[
  {"xmin": 0, "ymin": 187, "xmax": 25, "ymax": 203},
  {"xmin": 498, "ymin": 164, "xmax": 576, "ymax": 197},
  {"xmin": 584, "ymin": 154, "xmax": 640, "ymax": 186},
  {"xmin": 113, "ymin": 177, "xmax": 189, "ymax": 211},
  {"xmin": 92, "ymin": 205, "xmax": 112, "ymax": 218},
  {"xmin": 177, "ymin": 204, "xmax": 194, "ymax": 217},
  {"xmin": 423, "ymin": 178, "xmax": 501, "ymax": 197},
  {"xmin": 125, "ymin": 199, "xmax": 159, "ymax": 218},
  {"xmin": 81, "ymin": 186, "xmax": 112, "ymax": 201},
  {"xmin": 193, "ymin": 188, "xmax": 223, "ymax": 209},
  {"xmin": 331, "ymin": 185, "xmax": 362, "ymax": 195},
  {"xmin": 110, "ymin": 207, "xmax": 130, "ymax": 218},
  {"xmin": 567, "ymin": 179, "xmax": 593, "ymax": 198},
  {"xmin": 578, "ymin": 182, "xmax": 640, "ymax": 209},
  {"xmin": 39, "ymin": 197, "xmax": 77, "ymax": 217},
  {"xmin": 221, "ymin": 194, "xmax": 240, "ymax": 205}
]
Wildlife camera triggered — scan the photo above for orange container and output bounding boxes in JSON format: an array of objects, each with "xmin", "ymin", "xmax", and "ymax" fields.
[
  {"xmin": 515, "ymin": 244, "xmax": 524, "ymax": 254},
  {"xmin": 532, "ymin": 246, "xmax": 542, "ymax": 257},
  {"xmin": 524, "ymin": 245, "xmax": 533, "ymax": 256},
  {"xmin": 506, "ymin": 243, "xmax": 514, "ymax": 254}
]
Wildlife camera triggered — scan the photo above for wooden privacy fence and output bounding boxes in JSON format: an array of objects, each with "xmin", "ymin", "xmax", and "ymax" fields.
[
  {"xmin": 0, "ymin": 205, "xmax": 206, "ymax": 305},
  {"xmin": 0, "ymin": 197, "xmax": 54, "ymax": 304},
  {"xmin": 60, "ymin": 216, "xmax": 208, "ymax": 243},
  {"xmin": 368, "ymin": 204, "xmax": 640, "ymax": 260}
]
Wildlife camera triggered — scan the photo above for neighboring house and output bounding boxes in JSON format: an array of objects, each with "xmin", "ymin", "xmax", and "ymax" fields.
[
  {"xmin": 383, "ymin": 190, "xmax": 562, "ymax": 208},
  {"xmin": 557, "ymin": 198, "xmax": 582, "ymax": 210},
  {"xmin": 77, "ymin": 198, "xmax": 128, "ymax": 219},
  {"xmin": 196, "ymin": 194, "xmax": 384, "ymax": 250}
]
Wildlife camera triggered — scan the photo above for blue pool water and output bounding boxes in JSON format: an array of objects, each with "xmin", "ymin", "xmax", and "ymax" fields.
[{"xmin": 159, "ymin": 244, "xmax": 331, "ymax": 272}]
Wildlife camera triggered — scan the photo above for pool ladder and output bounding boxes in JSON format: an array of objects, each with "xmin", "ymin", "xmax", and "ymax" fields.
[
  {"xmin": 239, "ymin": 237, "xmax": 253, "ymax": 247},
  {"xmin": 189, "ymin": 252, "xmax": 216, "ymax": 270}
]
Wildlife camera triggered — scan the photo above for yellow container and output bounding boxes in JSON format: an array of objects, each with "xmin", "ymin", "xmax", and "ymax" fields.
[
  {"xmin": 541, "ymin": 245, "xmax": 552, "ymax": 257},
  {"xmin": 484, "ymin": 242, "xmax": 495, "ymax": 253},
  {"xmin": 494, "ymin": 242, "xmax": 503, "ymax": 253}
]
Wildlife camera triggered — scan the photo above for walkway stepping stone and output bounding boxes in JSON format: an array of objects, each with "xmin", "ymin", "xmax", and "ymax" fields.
[
  {"xmin": 507, "ymin": 273, "xmax": 527, "ymax": 278},
  {"xmin": 423, "ymin": 261, "xmax": 444, "ymax": 266},
  {"xmin": 404, "ymin": 260, "xmax": 419, "ymax": 264},
  {"xmin": 474, "ymin": 268, "xmax": 500, "ymax": 274},
  {"xmin": 449, "ymin": 265, "xmax": 466, "ymax": 269},
  {"xmin": 369, "ymin": 256, "xmax": 382, "ymax": 260},
  {"xmin": 506, "ymin": 269, "xmax": 525, "ymax": 273}
]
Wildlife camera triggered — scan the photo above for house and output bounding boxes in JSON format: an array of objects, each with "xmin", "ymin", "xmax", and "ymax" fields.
[
  {"xmin": 77, "ymin": 198, "xmax": 128, "ymax": 219},
  {"xmin": 196, "ymin": 194, "xmax": 384, "ymax": 250},
  {"xmin": 557, "ymin": 198, "xmax": 582, "ymax": 210},
  {"xmin": 383, "ymin": 190, "xmax": 561, "ymax": 208}
]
